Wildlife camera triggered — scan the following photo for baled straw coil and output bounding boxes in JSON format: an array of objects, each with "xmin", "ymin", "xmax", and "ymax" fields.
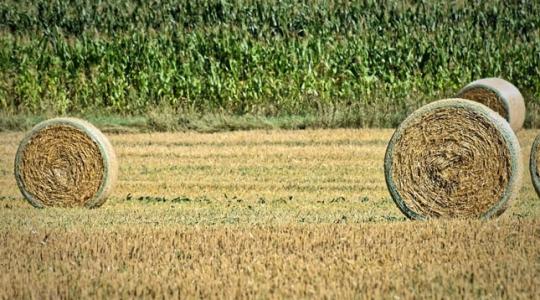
[
  {"xmin": 384, "ymin": 99, "xmax": 522, "ymax": 219},
  {"xmin": 14, "ymin": 118, "xmax": 118, "ymax": 208},
  {"xmin": 456, "ymin": 78, "xmax": 525, "ymax": 132},
  {"xmin": 531, "ymin": 133, "xmax": 540, "ymax": 198}
]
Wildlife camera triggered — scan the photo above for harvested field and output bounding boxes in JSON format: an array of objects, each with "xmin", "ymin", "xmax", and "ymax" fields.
[{"xmin": 1, "ymin": 129, "xmax": 539, "ymax": 298}]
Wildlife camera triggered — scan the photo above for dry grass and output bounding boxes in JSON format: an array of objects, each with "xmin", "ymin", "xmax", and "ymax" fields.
[
  {"xmin": 1, "ymin": 221, "xmax": 539, "ymax": 299},
  {"xmin": 0, "ymin": 129, "xmax": 539, "ymax": 298}
]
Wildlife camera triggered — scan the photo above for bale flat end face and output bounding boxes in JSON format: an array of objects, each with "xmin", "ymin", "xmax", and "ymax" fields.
[
  {"xmin": 385, "ymin": 99, "xmax": 522, "ymax": 220},
  {"xmin": 457, "ymin": 87, "xmax": 508, "ymax": 119},
  {"xmin": 531, "ymin": 134, "xmax": 540, "ymax": 198},
  {"xmin": 456, "ymin": 78, "xmax": 525, "ymax": 132},
  {"xmin": 14, "ymin": 118, "xmax": 117, "ymax": 208}
]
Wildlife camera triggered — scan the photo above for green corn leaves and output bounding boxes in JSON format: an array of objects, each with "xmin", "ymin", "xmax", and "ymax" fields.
[{"xmin": 0, "ymin": 0, "xmax": 538, "ymax": 127}]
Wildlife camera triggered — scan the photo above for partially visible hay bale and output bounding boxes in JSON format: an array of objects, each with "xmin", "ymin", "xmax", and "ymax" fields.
[
  {"xmin": 384, "ymin": 99, "xmax": 522, "ymax": 219},
  {"xmin": 457, "ymin": 78, "xmax": 525, "ymax": 132},
  {"xmin": 14, "ymin": 118, "xmax": 118, "ymax": 208},
  {"xmin": 531, "ymin": 133, "xmax": 540, "ymax": 198}
]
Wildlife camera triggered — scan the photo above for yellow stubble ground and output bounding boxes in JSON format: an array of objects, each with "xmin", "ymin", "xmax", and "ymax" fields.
[{"xmin": 0, "ymin": 129, "xmax": 538, "ymax": 298}]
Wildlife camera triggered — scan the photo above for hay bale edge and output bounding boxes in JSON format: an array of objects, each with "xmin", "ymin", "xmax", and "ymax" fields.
[{"xmin": 530, "ymin": 134, "xmax": 540, "ymax": 198}]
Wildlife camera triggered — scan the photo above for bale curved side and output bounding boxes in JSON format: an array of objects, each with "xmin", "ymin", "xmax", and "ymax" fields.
[
  {"xmin": 384, "ymin": 98, "xmax": 522, "ymax": 220},
  {"xmin": 456, "ymin": 78, "xmax": 525, "ymax": 132},
  {"xmin": 14, "ymin": 118, "xmax": 118, "ymax": 208},
  {"xmin": 531, "ymin": 134, "xmax": 540, "ymax": 198}
]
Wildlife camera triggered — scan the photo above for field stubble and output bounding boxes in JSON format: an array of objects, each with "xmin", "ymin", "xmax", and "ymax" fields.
[{"xmin": 0, "ymin": 129, "xmax": 539, "ymax": 298}]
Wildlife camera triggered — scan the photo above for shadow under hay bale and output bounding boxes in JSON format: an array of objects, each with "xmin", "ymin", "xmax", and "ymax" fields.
[
  {"xmin": 531, "ymin": 134, "xmax": 540, "ymax": 198},
  {"xmin": 384, "ymin": 99, "xmax": 522, "ymax": 220},
  {"xmin": 14, "ymin": 118, "xmax": 118, "ymax": 208},
  {"xmin": 457, "ymin": 78, "xmax": 525, "ymax": 132}
]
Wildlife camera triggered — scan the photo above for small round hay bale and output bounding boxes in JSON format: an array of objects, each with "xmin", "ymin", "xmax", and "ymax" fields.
[
  {"xmin": 531, "ymin": 133, "xmax": 540, "ymax": 198},
  {"xmin": 14, "ymin": 118, "xmax": 118, "ymax": 208},
  {"xmin": 456, "ymin": 78, "xmax": 525, "ymax": 132},
  {"xmin": 384, "ymin": 99, "xmax": 522, "ymax": 219}
]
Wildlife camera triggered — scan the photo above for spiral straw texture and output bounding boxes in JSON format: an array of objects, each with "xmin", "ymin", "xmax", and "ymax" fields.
[
  {"xmin": 531, "ymin": 133, "xmax": 540, "ymax": 198},
  {"xmin": 14, "ymin": 118, "xmax": 117, "ymax": 208},
  {"xmin": 384, "ymin": 99, "xmax": 522, "ymax": 219},
  {"xmin": 457, "ymin": 78, "xmax": 525, "ymax": 132}
]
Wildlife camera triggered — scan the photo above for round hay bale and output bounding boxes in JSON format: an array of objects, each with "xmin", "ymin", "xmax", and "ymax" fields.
[
  {"xmin": 384, "ymin": 99, "xmax": 522, "ymax": 220},
  {"xmin": 14, "ymin": 118, "xmax": 118, "ymax": 208},
  {"xmin": 456, "ymin": 78, "xmax": 525, "ymax": 132},
  {"xmin": 531, "ymin": 133, "xmax": 540, "ymax": 198}
]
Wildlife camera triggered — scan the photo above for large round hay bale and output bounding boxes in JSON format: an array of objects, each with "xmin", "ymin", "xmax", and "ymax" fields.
[
  {"xmin": 14, "ymin": 118, "xmax": 118, "ymax": 208},
  {"xmin": 456, "ymin": 78, "xmax": 525, "ymax": 132},
  {"xmin": 531, "ymin": 133, "xmax": 540, "ymax": 198},
  {"xmin": 384, "ymin": 99, "xmax": 522, "ymax": 219}
]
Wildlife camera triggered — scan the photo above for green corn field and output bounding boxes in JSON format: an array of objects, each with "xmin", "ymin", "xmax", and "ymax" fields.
[{"xmin": 0, "ymin": 0, "xmax": 539, "ymax": 129}]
